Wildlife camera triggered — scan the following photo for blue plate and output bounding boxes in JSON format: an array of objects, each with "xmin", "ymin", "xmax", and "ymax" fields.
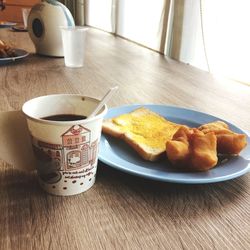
[
  {"xmin": 0, "ymin": 49, "xmax": 29, "ymax": 66},
  {"xmin": 99, "ymin": 104, "xmax": 250, "ymax": 184}
]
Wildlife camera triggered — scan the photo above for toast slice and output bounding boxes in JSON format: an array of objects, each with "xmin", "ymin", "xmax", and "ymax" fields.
[{"xmin": 102, "ymin": 107, "xmax": 181, "ymax": 161}]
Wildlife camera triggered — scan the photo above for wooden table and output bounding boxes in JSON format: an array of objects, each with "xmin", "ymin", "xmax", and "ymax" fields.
[{"xmin": 1, "ymin": 28, "xmax": 250, "ymax": 250}]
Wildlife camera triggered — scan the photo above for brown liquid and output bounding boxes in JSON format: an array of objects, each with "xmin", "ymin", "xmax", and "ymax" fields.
[{"xmin": 42, "ymin": 114, "xmax": 86, "ymax": 121}]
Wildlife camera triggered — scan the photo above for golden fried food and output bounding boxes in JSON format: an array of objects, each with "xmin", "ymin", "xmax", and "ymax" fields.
[
  {"xmin": 198, "ymin": 121, "xmax": 247, "ymax": 155},
  {"xmin": 166, "ymin": 126, "xmax": 218, "ymax": 171},
  {"xmin": 0, "ymin": 39, "xmax": 16, "ymax": 58}
]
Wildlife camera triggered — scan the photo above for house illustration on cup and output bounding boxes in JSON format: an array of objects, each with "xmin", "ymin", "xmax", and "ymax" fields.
[
  {"xmin": 32, "ymin": 125, "xmax": 98, "ymax": 183},
  {"xmin": 61, "ymin": 125, "xmax": 98, "ymax": 170}
]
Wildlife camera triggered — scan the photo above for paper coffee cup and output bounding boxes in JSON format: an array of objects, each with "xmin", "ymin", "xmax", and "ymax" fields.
[{"xmin": 22, "ymin": 94, "xmax": 107, "ymax": 196}]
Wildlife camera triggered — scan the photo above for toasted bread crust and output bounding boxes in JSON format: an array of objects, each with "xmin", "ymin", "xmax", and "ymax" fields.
[
  {"xmin": 102, "ymin": 119, "xmax": 124, "ymax": 138},
  {"xmin": 102, "ymin": 107, "xmax": 180, "ymax": 161}
]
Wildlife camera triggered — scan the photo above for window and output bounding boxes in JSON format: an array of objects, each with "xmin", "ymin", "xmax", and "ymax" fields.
[
  {"xmin": 84, "ymin": 0, "xmax": 169, "ymax": 52},
  {"xmin": 63, "ymin": 0, "xmax": 249, "ymax": 83},
  {"xmin": 85, "ymin": 0, "xmax": 113, "ymax": 32},
  {"xmin": 67, "ymin": 138, "xmax": 72, "ymax": 145},
  {"xmin": 169, "ymin": 0, "xmax": 250, "ymax": 83}
]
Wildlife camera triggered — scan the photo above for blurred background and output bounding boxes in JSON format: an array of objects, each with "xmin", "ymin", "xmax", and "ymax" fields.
[{"xmin": 1, "ymin": 0, "xmax": 249, "ymax": 84}]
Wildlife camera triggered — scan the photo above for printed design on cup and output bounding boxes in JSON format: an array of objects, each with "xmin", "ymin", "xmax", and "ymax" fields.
[{"xmin": 32, "ymin": 125, "xmax": 99, "ymax": 185}]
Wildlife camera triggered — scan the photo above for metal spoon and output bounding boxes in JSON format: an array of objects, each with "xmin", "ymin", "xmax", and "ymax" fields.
[{"xmin": 88, "ymin": 86, "xmax": 118, "ymax": 118}]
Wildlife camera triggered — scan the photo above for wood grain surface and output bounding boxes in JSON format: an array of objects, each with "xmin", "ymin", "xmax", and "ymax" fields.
[{"xmin": 0, "ymin": 28, "xmax": 250, "ymax": 250}]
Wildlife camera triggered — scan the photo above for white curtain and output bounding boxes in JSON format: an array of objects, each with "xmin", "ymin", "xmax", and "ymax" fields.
[
  {"xmin": 85, "ymin": 0, "xmax": 113, "ymax": 32},
  {"xmin": 202, "ymin": 0, "xmax": 250, "ymax": 83},
  {"xmin": 116, "ymin": 0, "xmax": 167, "ymax": 52},
  {"xmin": 168, "ymin": 0, "xmax": 250, "ymax": 84},
  {"xmin": 84, "ymin": 0, "xmax": 170, "ymax": 53},
  {"xmin": 63, "ymin": 0, "xmax": 249, "ymax": 83}
]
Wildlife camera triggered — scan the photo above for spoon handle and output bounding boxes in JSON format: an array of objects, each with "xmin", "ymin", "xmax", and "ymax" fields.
[{"xmin": 88, "ymin": 86, "xmax": 118, "ymax": 118}]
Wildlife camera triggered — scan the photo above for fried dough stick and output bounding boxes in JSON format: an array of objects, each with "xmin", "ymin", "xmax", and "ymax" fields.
[
  {"xmin": 166, "ymin": 126, "xmax": 218, "ymax": 171},
  {"xmin": 0, "ymin": 39, "xmax": 16, "ymax": 58},
  {"xmin": 198, "ymin": 121, "xmax": 247, "ymax": 155}
]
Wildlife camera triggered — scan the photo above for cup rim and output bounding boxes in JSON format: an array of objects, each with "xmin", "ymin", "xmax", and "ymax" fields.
[{"xmin": 22, "ymin": 94, "xmax": 107, "ymax": 126}]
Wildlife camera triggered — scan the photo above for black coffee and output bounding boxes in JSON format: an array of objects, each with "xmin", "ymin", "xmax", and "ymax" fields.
[{"xmin": 42, "ymin": 114, "xmax": 87, "ymax": 121}]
